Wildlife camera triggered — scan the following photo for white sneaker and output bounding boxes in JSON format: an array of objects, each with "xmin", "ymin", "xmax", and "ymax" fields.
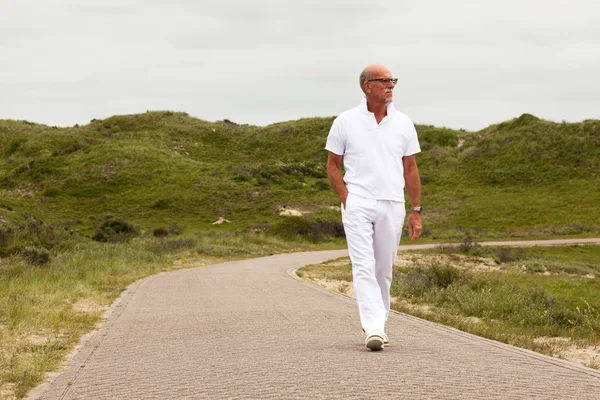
[
  {"xmin": 365, "ymin": 330, "xmax": 385, "ymax": 351},
  {"xmin": 382, "ymin": 332, "xmax": 390, "ymax": 346},
  {"xmin": 363, "ymin": 328, "xmax": 389, "ymax": 346}
]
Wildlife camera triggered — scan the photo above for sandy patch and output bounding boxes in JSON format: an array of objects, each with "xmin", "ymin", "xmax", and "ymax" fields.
[
  {"xmin": 0, "ymin": 383, "xmax": 16, "ymax": 400},
  {"xmin": 212, "ymin": 217, "xmax": 230, "ymax": 224},
  {"xmin": 307, "ymin": 277, "xmax": 354, "ymax": 297},
  {"xmin": 563, "ymin": 345, "xmax": 600, "ymax": 368},
  {"xmin": 9, "ymin": 185, "xmax": 38, "ymax": 199},
  {"xmin": 279, "ymin": 207, "xmax": 303, "ymax": 217},
  {"xmin": 534, "ymin": 337, "xmax": 600, "ymax": 367},
  {"xmin": 26, "ymin": 334, "xmax": 52, "ymax": 345}
]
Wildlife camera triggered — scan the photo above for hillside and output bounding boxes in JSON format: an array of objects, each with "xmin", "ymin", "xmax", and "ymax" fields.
[{"xmin": 1, "ymin": 111, "xmax": 599, "ymax": 243}]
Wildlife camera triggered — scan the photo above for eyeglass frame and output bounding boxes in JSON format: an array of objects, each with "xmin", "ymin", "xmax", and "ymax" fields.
[{"xmin": 367, "ymin": 78, "xmax": 398, "ymax": 85}]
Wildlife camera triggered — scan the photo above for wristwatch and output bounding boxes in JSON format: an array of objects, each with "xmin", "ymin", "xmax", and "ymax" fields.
[{"xmin": 411, "ymin": 206, "xmax": 422, "ymax": 214}]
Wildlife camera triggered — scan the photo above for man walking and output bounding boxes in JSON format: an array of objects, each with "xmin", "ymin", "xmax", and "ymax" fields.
[{"xmin": 325, "ymin": 64, "xmax": 422, "ymax": 351}]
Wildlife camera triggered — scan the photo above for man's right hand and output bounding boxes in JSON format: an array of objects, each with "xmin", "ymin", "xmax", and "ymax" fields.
[{"xmin": 341, "ymin": 191, "xmax": 349, "ymax": 210}]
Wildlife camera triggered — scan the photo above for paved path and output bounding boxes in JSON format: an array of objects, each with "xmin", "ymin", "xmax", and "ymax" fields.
[{"xmin": 30, "ymin": 240, "xmax": 600, "ymax": 399}]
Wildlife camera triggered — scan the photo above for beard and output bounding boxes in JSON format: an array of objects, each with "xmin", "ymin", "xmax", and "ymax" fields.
[{"xmin": 384, "ymin": 90, "xmax": 393, "ymax": 104}]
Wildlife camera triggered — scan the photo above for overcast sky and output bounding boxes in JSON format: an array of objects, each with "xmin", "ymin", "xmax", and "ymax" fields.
[{"xmin": 1, "ymin": 0, "xmax": 599, "ymax": 131}]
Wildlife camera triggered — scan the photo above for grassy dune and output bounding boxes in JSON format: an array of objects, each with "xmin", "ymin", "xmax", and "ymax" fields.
[{"xmin": 1, "ymin": 111, "xmax": 598, "ymax": 240}]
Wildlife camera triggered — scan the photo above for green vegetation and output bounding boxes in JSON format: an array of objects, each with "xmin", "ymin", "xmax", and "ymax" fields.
[
  {"xmin": 0, "ymin": 111, "xmax": 598, "ymax": 397},
  {"xmin": 299, "ymin": 244, "xmax": 600, "ymax": 368},
  {"xmin": 1, "ymin": 111, "xmax": 598, "ymax": 241}
]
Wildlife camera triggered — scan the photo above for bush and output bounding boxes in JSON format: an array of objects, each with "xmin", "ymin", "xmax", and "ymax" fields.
[
  {"xmin": 314, "ymin": 179, "xmax": 330, "ymax": 191},
  {"xmin": 22, "ymin": 246, "xmax": 50, "ymax": 265},
  {"xmin": 429, "ymin": 264, "xmax": 461, "ymax": 289},
  {"xmin": 458, "ymin": 232, "xmax": 475, "ymax": 252},
  {"xmin": 494, "ymin": 247, "xmax": 525, "ymax": 264},
  {"xmin": 92, "ymin": 218, "xmax": 138, "ymax": 243},
  {"xmin": 153, "ymin": 227, "xmax": 169, "ymax": 238}
]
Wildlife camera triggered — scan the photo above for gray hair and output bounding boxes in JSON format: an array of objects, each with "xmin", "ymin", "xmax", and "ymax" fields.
[{"xmin": 359, "ymin": 69, "xmax": 371, "ymax": 94}]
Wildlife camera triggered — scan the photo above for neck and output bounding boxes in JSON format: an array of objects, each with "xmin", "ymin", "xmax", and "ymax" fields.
[{"xmin": 366, "ymin": 98, "xmax": 388, "ymax": 120}]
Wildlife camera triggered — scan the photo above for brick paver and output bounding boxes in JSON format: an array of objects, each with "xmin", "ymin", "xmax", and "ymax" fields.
[{"xmin": 29, "ymin": 248, "xmax": 600, "ymax": 399}]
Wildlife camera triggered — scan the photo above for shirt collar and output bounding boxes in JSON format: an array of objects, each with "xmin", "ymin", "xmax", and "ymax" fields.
[{"xmin": 359, "ymin": 96, "xmax": 396, "ymax": 119}]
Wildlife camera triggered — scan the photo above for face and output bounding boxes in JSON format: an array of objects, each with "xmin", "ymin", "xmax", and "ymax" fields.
[{"xmin": 364, "ymin": 67, "xmax": 396, "ymax": 104}]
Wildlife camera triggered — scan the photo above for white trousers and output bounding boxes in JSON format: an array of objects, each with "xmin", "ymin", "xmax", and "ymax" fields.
[{"xmin": 341, "ymin": 192, "xmax": 406, "ymax": 334}]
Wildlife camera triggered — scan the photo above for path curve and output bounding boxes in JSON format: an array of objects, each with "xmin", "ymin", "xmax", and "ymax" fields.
[{"xmin": 29, "ymin": 239, "xmax": 600, "ymax": 399}]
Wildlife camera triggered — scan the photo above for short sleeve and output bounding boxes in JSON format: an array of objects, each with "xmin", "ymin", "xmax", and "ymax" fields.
[
  {"xmin": 403, "ymin": 119, "xmax": 421, "ymax": 156},
  {"xmin": 324, "ymin": 117, "xmax": 345, "ymax": 156}
]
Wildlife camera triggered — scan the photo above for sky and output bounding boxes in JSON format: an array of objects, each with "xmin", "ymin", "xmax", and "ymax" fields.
[{"xmin": 1, "ymin": 0, "xmax": 599, "ymax": 131}]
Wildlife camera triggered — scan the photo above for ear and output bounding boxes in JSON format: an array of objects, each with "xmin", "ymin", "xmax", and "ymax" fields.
[{"xmin": 363, "ymin": 81, "xmax": 371, "ymax": 94}]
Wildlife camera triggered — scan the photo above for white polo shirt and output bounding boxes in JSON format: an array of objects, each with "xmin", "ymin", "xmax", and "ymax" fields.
[{"xmin": 325, "ymin": 97, "xmax": 421, "ymax": 202}]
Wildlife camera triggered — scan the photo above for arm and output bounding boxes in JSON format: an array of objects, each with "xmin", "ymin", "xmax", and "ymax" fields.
[
  {"xmin": 403, "ymin": 155, "xmax": 422, "ymax": 241},
  {"xmin": 327, "ymin": 152, "xmax": 349, "ymax": 209}
]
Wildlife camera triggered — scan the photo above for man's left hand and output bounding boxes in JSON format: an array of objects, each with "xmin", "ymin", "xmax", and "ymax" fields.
[{"xmin": 408, "ymin": 212, "xmax": 422, "ymax": 241}]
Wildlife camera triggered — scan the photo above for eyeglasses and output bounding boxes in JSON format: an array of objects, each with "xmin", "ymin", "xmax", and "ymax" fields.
[{"xmin": 367, "ymin": 78, "xmax": 398, "ymax": 85}]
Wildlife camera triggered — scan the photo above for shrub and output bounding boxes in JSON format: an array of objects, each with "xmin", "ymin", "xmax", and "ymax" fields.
[
  {"xmin": 22, "ymin": 246, "xmax": 50, "ymax": 265},
  {"xmin": 92, "ymin": 218, "xmax": 138, "ymax": 243},
  {"xmin": 494, "ymin": 247, "xmax": 525, "ymax": 264},
  {"xmin": 429, "ymin": 264, "xmax": 461, "ymax": 289},
  {"xmin": 153, "ymin": 227, "xmax": 169, "ymax": 238},
  {"xmin": 314, "ymin": 179, "xmax": 330, "ymax": 191},
  {"xmin": 459, "ymin": 232, "xmax": 475, "ymax": 252}
]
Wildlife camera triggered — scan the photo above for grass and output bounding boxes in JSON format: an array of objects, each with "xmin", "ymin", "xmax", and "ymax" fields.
[{"xmin": 298, "ymin": 244, "xmax": 600, "ymax": 369}]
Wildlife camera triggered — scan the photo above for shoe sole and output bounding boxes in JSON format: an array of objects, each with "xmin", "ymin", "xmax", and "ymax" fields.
[
  {"xmin": 363, "ymin": 329, "xmax": 389, "ymax": 347},
  {"xmin": 366, "ymin": 335, "xmax": 384, "ymax": 351}
]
